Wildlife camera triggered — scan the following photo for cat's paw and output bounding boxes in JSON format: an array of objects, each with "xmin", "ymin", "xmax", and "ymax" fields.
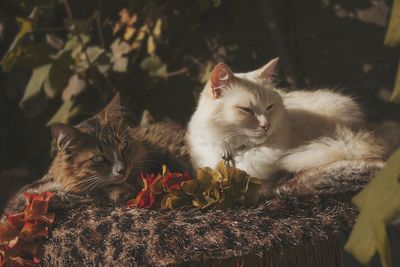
[
  {"xmin": 106, "ymin": 183, "xmax": 134, "ymax": 205},
  {"xmin": 221, "ymin": 151, "xmax": 235, "ymax": 167},
  {"xmin": 49, "ymin": 191, "xmax": 92, "ymax": 211}
]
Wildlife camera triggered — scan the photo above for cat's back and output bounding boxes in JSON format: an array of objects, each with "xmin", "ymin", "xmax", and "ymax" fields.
[
  {"xmin": 130, "ymin": 122, "xmax": 186, "ymax": 149},
  {"xmin": 129, "ymin": 122, "xmax": 192, "ymax": 172},
  {"xmin": 282, "ymin": 89, "xmax": 365, "ymax": 127}
]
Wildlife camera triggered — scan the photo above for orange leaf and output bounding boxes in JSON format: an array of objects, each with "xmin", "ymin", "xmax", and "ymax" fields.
[{"xmin": 0, "ymin": 191, "xmax": 55, "ymax": 267}]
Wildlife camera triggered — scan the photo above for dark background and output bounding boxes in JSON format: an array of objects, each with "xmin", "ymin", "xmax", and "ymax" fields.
[{"xmin": 0, "ymin": 1, "xmax": 399, "ymax": 265}]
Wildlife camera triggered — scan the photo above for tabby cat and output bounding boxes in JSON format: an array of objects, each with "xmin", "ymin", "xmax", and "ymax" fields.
[{"xmin": 3, "ymin": 94, "xmax": 191, "ymax": 215}]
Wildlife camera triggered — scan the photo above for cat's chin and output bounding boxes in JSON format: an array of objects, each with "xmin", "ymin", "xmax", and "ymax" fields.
[
  {"xmin": 247, "ymin": 136, "xmax": 269, "ymax": 146},
  {"xmin": 243, "ymin": 130, "xmax": 270, "ymax": 145},
  {"xmin": 109, "ymin": 175, "xmax": 129, "ymax": 185}
]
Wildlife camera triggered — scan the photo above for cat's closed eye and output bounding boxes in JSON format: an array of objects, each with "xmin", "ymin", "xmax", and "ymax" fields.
[
  {"xmin": 267, "ymin": 104, "xmax": 274, "ymax": 111},
  {"xmin": 238, "ymin": 106, "xmax": 254, "ymax": 115},
  {"xmin": 92, "ymin": 155, "xmax": 107, "ymax": 163}
]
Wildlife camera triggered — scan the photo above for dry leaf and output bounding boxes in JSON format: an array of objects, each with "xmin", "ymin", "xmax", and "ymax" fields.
[
  {"xmin": 182, "ymin": 161, "xmax": 262, "ymax": 209},
  {"xmin": 111, "ymin": 39, "xmax": 131, "ymax": 72},
  {"xmin": 62, "ymin": 74, "xmax": 86, "ymax": 101},
  {"xmin": 147, "ymin": 36, "xmax": 156, "ymax": 55},
  {"xmin": 46, "ymin": 99, "xmax": 80, "ymax": 126},
  {"xmin": 131, "ymin": 25, "xmax": 148, "ymax": 50},
  {"xmin": 153, "ymin": 18, "xmax": 162, "ymax": 39},
  {"xmin": 124, "ymin": 26, "xmax": 136, "ymax": 41},
  {"xmin": 1, "ymin": 8, "xmax": 39, "ymax": 72},
  {"xmin": 19, "ymin": 64, "xmax": 51, "ymax": 109},
  {"xmin": 126, "ymin": 165, "xmax": 192, "ymax": 209},
  {"xmin": 0, "ymin": 192, "xmax": 55, "ymax": 267}
]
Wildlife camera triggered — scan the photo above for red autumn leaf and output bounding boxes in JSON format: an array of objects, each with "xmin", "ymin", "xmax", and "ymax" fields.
[
  {"xmin": 127, "ymin": 174, "xmax": 157, "ymax": 208},
  {"xmin": 24, "ymin": 192, "xmax": 54, "ymax": 222},
  {"xmin": 20, "ymin": 222, "xmax": 48, "ymax": 242},
  {"xmin": 127, "ymin": 165, "xmax": 193, "ymax": 210},
  {"xmin": 7, "ymin": 213, "xmax": 25, "ymax": 230},
  {"xmin": 0, "ymin": 221, "xmax": 21, "ymax": 243},
  {"xmin": 0, "ymin": 192, "xmax": 55, "ymax": 267},
  {"xmin": 161, "ymin": 171, "xmax": 191, "ymax": 192},
  {"xmin": 0, "ymin": 251, "xmax": 4, "ymax": 266}
]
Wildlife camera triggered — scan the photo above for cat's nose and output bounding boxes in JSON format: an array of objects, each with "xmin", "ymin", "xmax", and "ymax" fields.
[
  {"xmin": 259, "ymin": 121, "xmax": 270, "ymax": 131},
  {"xmin": 113, "ymin": 164, "xmax": 126, "ymax": 177},
  {"xmin": 115, "ymin": 167, "xmax": 125, "ymax": 175}
]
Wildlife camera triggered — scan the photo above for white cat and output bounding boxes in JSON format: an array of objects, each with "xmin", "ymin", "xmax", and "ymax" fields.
[{"xmin": 186, "ymin": 58, "xmax": 384, "ymax": 187}]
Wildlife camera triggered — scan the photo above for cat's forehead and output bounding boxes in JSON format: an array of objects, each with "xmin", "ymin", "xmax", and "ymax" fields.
[
  {"xmin": 97, "ymin": 125, "xmax": 126, "ymax": 144},
  {"xmin": 228, "ymin": 78, "xmax": 277, "ymax": 104},
  {"xmin": 78, "ymin": 117, "xmax": 128, "ymax": 140}
]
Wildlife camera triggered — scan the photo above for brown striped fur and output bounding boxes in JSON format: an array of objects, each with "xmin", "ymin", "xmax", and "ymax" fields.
[
  {"xmin": 48, "ymin": 94, "xmax": 147, "ymax": 198},
  {"xmin": 3, "ymin": 94, "xmax": 193, "ymax": 215}
]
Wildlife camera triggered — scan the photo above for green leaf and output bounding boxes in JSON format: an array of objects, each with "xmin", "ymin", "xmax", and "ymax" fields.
[
  {"xmin": 19, "ymin": 64, "xmax": 51, "ymax": 109},
  {"xmin": 384, "ymin": 1, "xmax": 400, "ymax": 47},
  {"xmin": 140, "ymin": 55, "xmax": 162, "ymax": 72},
  {"xmin": 199, "ymin": 62, "xmax": 213, "ymax": 84},
  {"xmin": 75, "ymin": 46, "xmax": 105, "ymax": 72},
  {"xmin": 1, "ymin": 8, "xmax": 39, "ymax": 72},
  {"xmin": 46, "ymin": 100, "xmax": 80, "ymax": 126},
  {"xmin": 111, "ymin": 39, "xmax": 130, "ymax": 73},
  {"xmin": 149, "ymin": 64, "xmax": 168, "ymax": 78},
  {"xmin": 46, "ymin": 52, "xmax": 73, "ymax": 98},
  {"xmin": 345, "ymin": 148, "xmax": 400, "ymax": 267},
  {"xmin": 1, "ymin": 46, "xmax": 22, "ymax": 73},
  {"xmin": 64, "ymin": 35, "xmax": 90, "ymax": 53},
  {"xmin": 390, "ymin": 63, "xmax": 400, "ymax": 104}
]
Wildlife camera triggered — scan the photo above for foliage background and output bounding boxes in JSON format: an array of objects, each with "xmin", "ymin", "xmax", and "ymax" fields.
[
  {"xmin": 0, "ymin": 0, "xmax": 399, "ymax": 265},
  {"xmin": 0, "ymin": 0, "xmax": 399, "ymax": 252}
]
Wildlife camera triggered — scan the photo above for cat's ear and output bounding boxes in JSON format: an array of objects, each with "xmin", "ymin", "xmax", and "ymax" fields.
[
  {"xmin": 210, "ymin": 63, "xmax": 233, "ymax": 98},
  {"xmin": 51, "ymin": 123, "xmax": 80, "ymax": 151},
  {"xmin": 98, "ymin": 92, "xmax": 126, "ymax": 123},
  {"xmin": 255, "ymin": 58, "xmax": 279, "ymax": 81}
]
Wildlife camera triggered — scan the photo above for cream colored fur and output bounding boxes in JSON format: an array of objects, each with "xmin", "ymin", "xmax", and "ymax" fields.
[
  {"xmin": 187, "ymin": 59, "xmax": 385, "ymax": 186},
  {"xmin": 279, "ymin": 125, "xmax": 384, "ymax": 173}
]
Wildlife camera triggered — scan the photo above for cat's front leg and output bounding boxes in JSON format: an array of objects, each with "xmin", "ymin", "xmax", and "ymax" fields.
[
  {"xmin": 104, "ymin": 183, "xmax": 135, "ymax": 205},
  {"xmin": 48, "ymin": 190, "xmax": 94, "ymax": 211}
]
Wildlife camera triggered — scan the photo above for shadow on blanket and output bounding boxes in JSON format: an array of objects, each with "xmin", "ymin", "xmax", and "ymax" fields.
[{"xmin": 34, "ymin": 162, "xmax": 379, "ymax": 267}]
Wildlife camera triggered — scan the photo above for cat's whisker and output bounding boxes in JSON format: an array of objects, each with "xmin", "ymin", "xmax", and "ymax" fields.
[
  {"xmin": 75, "ymin": 175, "xmax": 109, "ymax": 190},
  {"xmin": 82, "ymin": 176, "xmax": 108, "ymax": 191}
]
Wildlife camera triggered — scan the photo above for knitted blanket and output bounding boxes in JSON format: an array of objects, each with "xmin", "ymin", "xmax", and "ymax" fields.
[{"xmin": 38, "ymin": 162, "xmax": 379, "ymax": 267}]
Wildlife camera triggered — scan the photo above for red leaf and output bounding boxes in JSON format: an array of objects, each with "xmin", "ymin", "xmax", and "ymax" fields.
[
  {"xmin": 7, "ymin": 213, "xmax": 25, "ymax": 229},
  {"xmin": 0, "ymin": 192, "xmax": 55, "ymax": 267},
  {"xmin": 127, "ymin": 165, "xmax": 193, "ymax": 210}
]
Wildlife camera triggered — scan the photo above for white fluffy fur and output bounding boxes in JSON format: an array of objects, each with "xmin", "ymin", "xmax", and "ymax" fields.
[
  {"xmin": 187, "ymin": 60, "xmax": 384, "ymax": 184},
  {"xmin": 280, "ymin": 126, "xmax": 384, "ymax": 173},
  {"xmin": 187, "ymin": 76, "xmax": 289, "ymax": 182},
  {"xmin": 283, "ymin": 90, "xmax": 365, "ymax": 127}
]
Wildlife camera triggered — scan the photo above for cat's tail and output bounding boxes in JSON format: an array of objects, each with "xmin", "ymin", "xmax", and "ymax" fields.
[{"xmin": 278, "ymin": 125, "xmax": 386, "ymax": 193}]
